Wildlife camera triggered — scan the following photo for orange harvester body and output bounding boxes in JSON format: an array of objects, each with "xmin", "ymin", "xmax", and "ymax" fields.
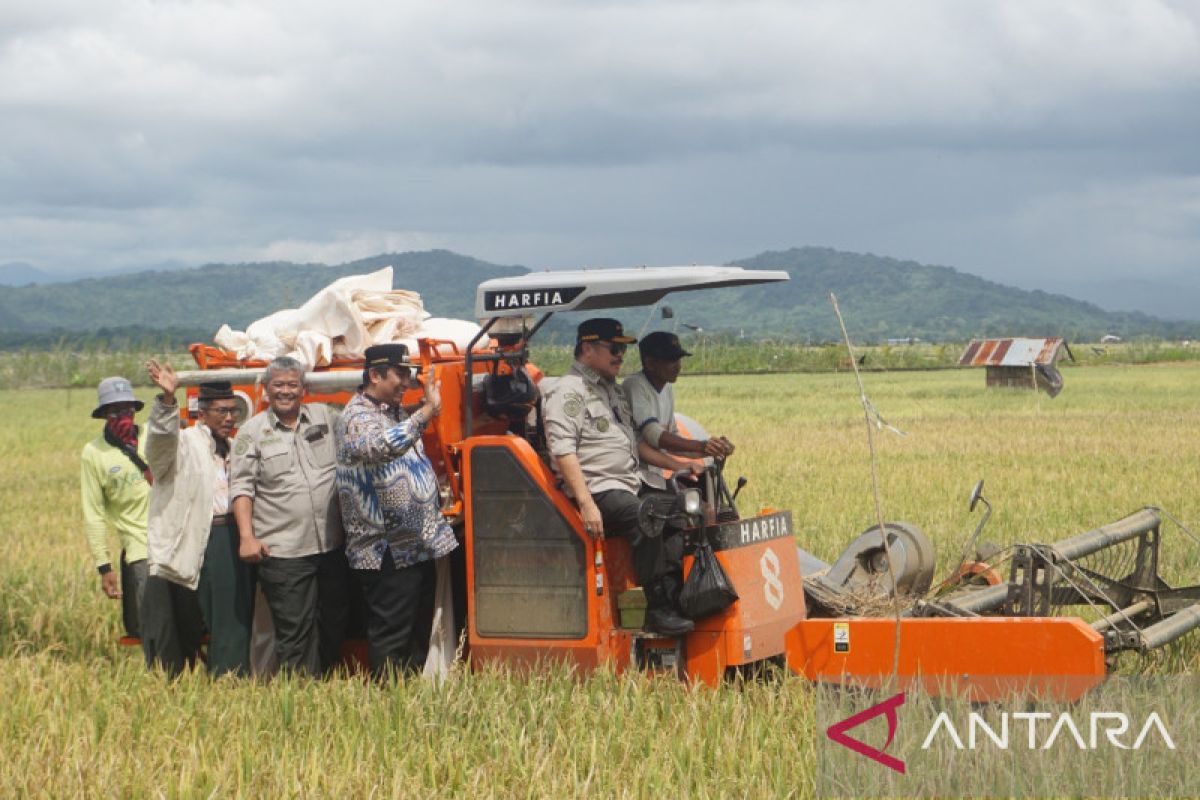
[{"xmin": 184, "ymin": 338, "xmax": 1109, "ymax": 702}]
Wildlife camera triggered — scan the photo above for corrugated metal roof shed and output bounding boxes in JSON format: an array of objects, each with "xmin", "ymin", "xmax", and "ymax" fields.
[{"xmin": 958, "ymin": 337, "xmax": 1072, "ymax": 367}]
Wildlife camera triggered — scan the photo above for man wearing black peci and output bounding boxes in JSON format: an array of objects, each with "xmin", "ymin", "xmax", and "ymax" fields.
[
  {"xmin": 542, "ymin": 318, "xmax": 701, "ymax": 637},
  {"xmin": 141, "ymin": 362, "xmax": 254, "ymax": 676}
]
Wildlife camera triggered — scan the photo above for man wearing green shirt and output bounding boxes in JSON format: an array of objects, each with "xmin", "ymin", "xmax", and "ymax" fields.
[{"xmin": 80, "ymin": 376, "xmax": 151, "ymax": 640}]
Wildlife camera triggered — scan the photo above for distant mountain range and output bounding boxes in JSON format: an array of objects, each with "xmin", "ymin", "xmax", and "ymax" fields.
[
  {"xmin": 1040, "ymin": 276, "xmax": 1200, "ymax": 323},
  {"xmin": 0, "ymin": 259, "xmax": 191, "ymax": 286},
  {"xmin": 0, "ymin": 251, "xmax": 524, "ymax": 346},
  {"xmin": 0, "ymin": 248, "xmax": 1194, "ymax": 345},
  {"xmin": 0, "ymin": 262, "xmax": 53, "ymax": 286}
]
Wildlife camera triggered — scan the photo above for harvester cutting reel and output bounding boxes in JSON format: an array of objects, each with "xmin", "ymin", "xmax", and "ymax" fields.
[
  {"xmin": 801, "ymin": 482, "xmax": 1200, "ymax": 659},
  {"xmin": 916, "ymin": 504, "xmax": 1200, "ymax": 658}
]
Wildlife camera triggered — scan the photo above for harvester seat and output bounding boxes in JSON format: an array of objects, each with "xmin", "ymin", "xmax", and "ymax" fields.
[
  {"xmin": 482, "ymin": 365, "xmax": 550, "ymax": 457},
  {"xmin": 482, "ymin": 365, "xmax": 538, "ymax": 420}
]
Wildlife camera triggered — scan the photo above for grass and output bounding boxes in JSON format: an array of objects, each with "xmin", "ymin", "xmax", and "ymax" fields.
[
  {"xmin": 813, "ymin": 675, "xmax": 1200, "ymax": 797},
  {"xmin": 0, "ymin": 657, "xmax": 812, "ymax": 797},
  {"xmin": 528, "ymin": 338, "xmax": 1200, "ymax": 376},
  {"xmin": 4, "ymin": 338, "xmax": 1198, "ymax": 390},
  {"xmin": 1, "ymin": 363, "xmax": 1198, "ymax": 796},
  {"xmin": 0, "ymin": 348, "xmax": 194, "ymax": 391}
]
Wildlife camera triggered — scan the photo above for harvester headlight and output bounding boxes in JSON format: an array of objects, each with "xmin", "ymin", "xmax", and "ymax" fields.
[{"xmin": 683, "ymin": 488, "xmax": 702, "ymax": 517}]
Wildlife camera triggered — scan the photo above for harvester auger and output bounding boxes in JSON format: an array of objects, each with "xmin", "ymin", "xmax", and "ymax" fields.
[
  {"xmin": 174, "ymin": 266, "xmax": 1200, "ymax": 702},
  {"xmin": 915, "ymin": 500, "xmax": 1200, "ymax": 659}
]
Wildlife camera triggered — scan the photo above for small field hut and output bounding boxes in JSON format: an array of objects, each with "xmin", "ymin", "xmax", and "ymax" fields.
[{"xmin": 958, "ymin": 337, "xmax": 1074, "ymax": 397}]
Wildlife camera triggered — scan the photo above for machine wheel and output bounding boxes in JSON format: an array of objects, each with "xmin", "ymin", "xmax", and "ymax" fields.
[{"xmin": 844, "ymin": 521, "xmax": 937, "ymax": 596}]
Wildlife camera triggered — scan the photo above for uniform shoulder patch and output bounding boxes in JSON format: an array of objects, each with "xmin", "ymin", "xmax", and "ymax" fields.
[
  {"xmin": 234, "ymin": 439, "xmax": 249, "ymax": 456},
  {"xmin": 562, "ymin": 392, "xmax": 584, "ymax": 418}
]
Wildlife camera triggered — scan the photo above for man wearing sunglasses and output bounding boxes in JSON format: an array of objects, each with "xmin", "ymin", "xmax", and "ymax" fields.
[
  {"xmin": 80, "ymin": 376, "xmax": 150, "ymax": 641},
  {"xmin": 334, "ymin": 343, "xmax": 457, "ymax": 678},
  {"xmin": 139, "ymin": 362, "xmax": 254, "ymax": 676},
  {"xmin": 544, "ymin": 318, "xmax": 702, "ymax": 637}
]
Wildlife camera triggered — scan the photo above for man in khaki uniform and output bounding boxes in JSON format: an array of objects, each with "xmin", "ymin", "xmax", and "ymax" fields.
[
  {"xmin": 230, "ymin": 356, "xmax": 348, "ymax": 675},
  {"xmin": 543, "ymin": 318, "xmax": 699, "ymax": 637}
]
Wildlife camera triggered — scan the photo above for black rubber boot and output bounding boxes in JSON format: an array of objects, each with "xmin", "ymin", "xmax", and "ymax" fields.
[
  {"xmin": 644, "ymin": 606, "xmax": 694, "ymax": 637},
  {"xmin": 643, "ymin": 581, "xmax": 694, "ymax": 637}
]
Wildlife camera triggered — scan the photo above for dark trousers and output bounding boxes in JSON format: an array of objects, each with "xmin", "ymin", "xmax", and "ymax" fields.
[
  {"xmin": 593, "ymin": 488, "xmax": 684, "ymax": 610},
  {"xmin": 140, "ymin": 575, "xmax": 205, "ymax": 677},
  {"xmin": 197, "ymin": 523, "xmax": 255, "ymax": 677},
  {"xmin": 258, "ymin": 549, "xmax": 349, "ymax": 676},
  {"xmin": 119, "ymin": 551, "xmax": 148, "ymax": 639},
  {"xmin": 355, "ymin": 550, "xmax": 437, "ymax": 679}
]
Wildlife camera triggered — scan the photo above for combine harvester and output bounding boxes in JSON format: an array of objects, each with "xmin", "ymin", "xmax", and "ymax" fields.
[{"xmin": 177, "ymin": 266, "xmax": 1200, "ymax": 701}]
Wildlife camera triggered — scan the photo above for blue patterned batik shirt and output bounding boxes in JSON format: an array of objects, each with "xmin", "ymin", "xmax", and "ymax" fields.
[{"xmin": 334, "ymin": 391, "xmax": 458, "ymax": 571}]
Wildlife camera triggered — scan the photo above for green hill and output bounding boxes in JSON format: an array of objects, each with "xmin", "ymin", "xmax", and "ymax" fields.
[
  {"xmin": 0, "ymin": 247, "xmax": 1193, "ymax": 346},
  {"xmin": 645, "ymin": 248, "xmax": 1193, "ymax": 342},
  {"xmin": 0, "ymin": 250, "xmax": 524, "ymax": 338}
]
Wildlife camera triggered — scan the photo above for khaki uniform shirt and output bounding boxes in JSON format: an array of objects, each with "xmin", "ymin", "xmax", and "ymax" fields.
[
  {"xmin": 544, "ymin": 362, "xmax": 640, "ymax": 496},
  {"xmin": 229, "ymin": 403, "xmax": 343, "ymax": 558}
]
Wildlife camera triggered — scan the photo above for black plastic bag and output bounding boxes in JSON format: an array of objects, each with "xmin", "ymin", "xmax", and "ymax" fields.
[{"xmin": 679, "ymin": 538, "xmax": 739, "ymax": 620}]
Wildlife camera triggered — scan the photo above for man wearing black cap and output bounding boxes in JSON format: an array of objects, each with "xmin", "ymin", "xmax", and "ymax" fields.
[
  {"xmin": 334, "ymin": 343, "xmax": 458, "ymax": 677},
  {"xmin": 543, "ymin": 318, "xmax": 702, "ymax": 637},
  {"xmin": 624, "ymin": 331, "xmax": 735, "ymax": 491},
  {"xmin": 79, "ymin": 376, "xmax": 150, "ymax": 641},
  {"xmin": 139, "ymin": 360, "xmax": 254, "ymax": 676}
]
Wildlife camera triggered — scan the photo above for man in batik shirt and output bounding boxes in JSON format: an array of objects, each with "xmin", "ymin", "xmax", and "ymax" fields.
[{"xmin": 334, "ymin": 343, "xmax": 458, "ymax": 678}]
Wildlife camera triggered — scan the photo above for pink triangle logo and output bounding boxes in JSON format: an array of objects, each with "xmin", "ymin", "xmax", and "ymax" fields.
[{"xmin": 825, "ymin": 692, "xmax": 906, "ymax": 774}]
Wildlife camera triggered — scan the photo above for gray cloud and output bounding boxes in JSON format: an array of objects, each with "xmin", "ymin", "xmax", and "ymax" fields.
[{"xmin": 0, "ymin": 0, "xmax": 1198, "ymax": 308}]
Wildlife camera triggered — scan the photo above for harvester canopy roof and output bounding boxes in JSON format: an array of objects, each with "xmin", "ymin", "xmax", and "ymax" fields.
[{"xmin": 475, "ymin": 265, "xmax": 790, "ymax": 319}]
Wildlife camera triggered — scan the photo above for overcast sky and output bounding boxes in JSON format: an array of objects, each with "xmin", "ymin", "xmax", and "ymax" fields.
[{"xmin": 2, "ymin": 1, "xmax": 1199, "ymax": 300}]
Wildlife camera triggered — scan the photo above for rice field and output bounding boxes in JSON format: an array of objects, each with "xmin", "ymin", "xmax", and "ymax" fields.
[{"xmin": 1, "ymin": 362, "xmax": 1198, "ymax": 797}]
